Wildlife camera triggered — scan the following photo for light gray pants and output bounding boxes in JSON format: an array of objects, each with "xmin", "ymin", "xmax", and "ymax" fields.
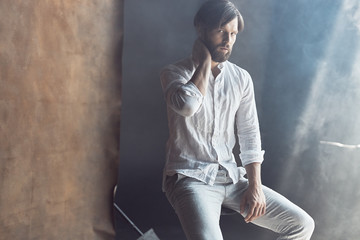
[{"xmin": 164, "ymin": 169, "xmax": 315, "ymax": 240}]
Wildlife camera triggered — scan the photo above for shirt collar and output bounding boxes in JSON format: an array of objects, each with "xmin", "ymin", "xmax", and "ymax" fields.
[
  {"xmin": 190, "ymin": 56, "xmax": 225, "ymax": 71},
  {"xmin": 218, "ymin": 62, "xmax": 225, "ymax": 70}
]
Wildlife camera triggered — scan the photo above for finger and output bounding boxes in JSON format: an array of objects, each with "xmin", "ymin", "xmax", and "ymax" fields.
[
  {"xmin": 254, "ymin": 206, "xmax": 261, "ymax": 218},
  {"xmin": 248, "ymin": 206, "xmax": 260, "ymax": 222},
  {"xmin": 261, "ymin": 204, "xmax": 266, "ymax": 216},
  {"xmin": 250, "ymin": 205, "xmax": 266, "ymax": 222},
  {"xmin": 245, "ymin": 205, "xmax": 255, "ymax": 223}
]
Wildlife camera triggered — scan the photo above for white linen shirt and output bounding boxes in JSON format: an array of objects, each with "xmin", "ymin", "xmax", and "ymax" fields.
[{"xmin": 161, "ymin": 57, "xmax": 264, "ymax": 187}]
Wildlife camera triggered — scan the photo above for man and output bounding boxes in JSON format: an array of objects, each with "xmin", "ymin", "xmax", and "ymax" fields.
[{"xmin": 160, "ymin": 0, "xmax": 315, "ymax": 239}]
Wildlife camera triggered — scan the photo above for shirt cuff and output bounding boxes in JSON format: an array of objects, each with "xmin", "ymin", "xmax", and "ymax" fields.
[{"xmin": 240, "ymin": 150, "xmax": 265, "ymax": 166}]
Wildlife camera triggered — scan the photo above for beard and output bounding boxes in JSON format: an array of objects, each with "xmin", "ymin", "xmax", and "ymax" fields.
[
  {"xmin": 203, "ymin": 38, "xmax": 232, "ymax": 63},
  {"xmin": 211, "ymin": 47, "xmax": 231, "ymax": 63}
]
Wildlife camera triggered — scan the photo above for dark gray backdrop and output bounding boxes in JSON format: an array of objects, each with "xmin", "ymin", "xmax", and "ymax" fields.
[{"xmin": 116, "ymin": 1, "xmax": 360, "ymax": 239}]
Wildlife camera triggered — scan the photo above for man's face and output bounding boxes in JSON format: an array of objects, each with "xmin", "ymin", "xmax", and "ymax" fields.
[{"xmin": 202, "ymin": 18, "xmax": 238, "ymax": 63}]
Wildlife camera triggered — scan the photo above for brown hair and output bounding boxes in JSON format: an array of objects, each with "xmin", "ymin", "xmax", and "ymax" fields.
[{"xmin": 194, "ymin": 0, "xmax": 244, "ymax": 32}]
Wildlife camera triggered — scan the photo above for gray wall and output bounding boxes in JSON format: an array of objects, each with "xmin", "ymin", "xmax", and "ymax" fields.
[{"xmin": 117, "ymin": 0, "xmax": 360, "ymax": 239}]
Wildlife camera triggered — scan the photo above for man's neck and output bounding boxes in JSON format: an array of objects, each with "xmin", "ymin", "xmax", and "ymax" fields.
[
  {"xmin": 211, "ymin": 60, "xmax": 219, "ymax": 70},
  {"xmin": 211, "ymin": 61, "xmax": 221, "ymax": 78}
]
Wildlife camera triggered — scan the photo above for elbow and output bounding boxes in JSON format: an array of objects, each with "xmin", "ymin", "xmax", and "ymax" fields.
[
  {"xmin": 180, "ymin": 105, "xmax": 198, "ymax": 117},
  {"xmin": 171, "ymin": 102, "xmax": 199, "ymax": 117},
  {"xmin": 169, "ymin": 92, "xmax": 202, "ymax": 117}
]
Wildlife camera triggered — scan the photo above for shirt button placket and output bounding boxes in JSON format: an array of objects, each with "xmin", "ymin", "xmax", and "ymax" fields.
[{"xmin": 213, "ymin": 79, "xmax": 219, "ymax": 159}]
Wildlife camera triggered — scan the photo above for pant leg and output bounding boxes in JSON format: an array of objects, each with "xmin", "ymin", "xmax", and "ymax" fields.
[
  {"xmin": 224, "ymin": 179, "xmax": 315, "ymax": 240},
  {"xmin": 164, "ymin": 174, "xmax": 225, "ymax": 240}
]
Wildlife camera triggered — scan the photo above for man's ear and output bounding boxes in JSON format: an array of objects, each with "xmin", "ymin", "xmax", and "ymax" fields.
[{"xmin": 196, "ymin": 25, "xmax": 206, "ymax": 41}]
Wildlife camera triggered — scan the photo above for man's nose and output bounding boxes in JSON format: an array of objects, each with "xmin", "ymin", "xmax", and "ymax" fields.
[{"xmin": 223, "ymin": 33, "xmax": 231, "ymax": 43}]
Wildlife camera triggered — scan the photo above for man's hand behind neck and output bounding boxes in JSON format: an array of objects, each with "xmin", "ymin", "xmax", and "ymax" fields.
[{"xmin": 190, "ymin": 39, "xmax": 212, "ymax": 95}]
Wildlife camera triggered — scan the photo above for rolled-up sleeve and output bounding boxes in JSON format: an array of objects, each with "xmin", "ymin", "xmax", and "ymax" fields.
[
  {"xmin": 161, "ymin": 68, "xmax": 204, "ymax": 117},
  {"xmin": 236, "ymin": 71, "xmax": 265, "ymax": 166}
]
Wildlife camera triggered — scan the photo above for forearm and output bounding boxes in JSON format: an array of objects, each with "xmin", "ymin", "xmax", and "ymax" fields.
[
  {"xmin": 161, "ymin": 39, "xmax": 211, "ymax": 116},
  {"xmin": 190, "ymin": 38, "xmax": 212, "ymax": 95},
  {"xmin": 241, "ymin": 162, "xmax": 266, "ymax": 223},
  {"xmin": 189, "ymin": 59, "xmax": 211, "ymax": 95},
  {"xmin": 245, "ymin": 162, "xmax": 262, "ymax": 187}
]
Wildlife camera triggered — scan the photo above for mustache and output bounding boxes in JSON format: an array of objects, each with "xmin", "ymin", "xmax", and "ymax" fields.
[{"xmin": 217, "ymin": 44, "xmax": 230, "ymax": 49}]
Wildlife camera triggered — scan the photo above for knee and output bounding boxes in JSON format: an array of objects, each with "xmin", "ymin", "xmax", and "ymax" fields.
[{"xmin": 296, "ymin": 212, "xmax": 315, "ymax": 238}]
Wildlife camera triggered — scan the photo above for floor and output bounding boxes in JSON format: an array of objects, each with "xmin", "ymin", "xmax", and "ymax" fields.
[{"xmin": 114, "ymin": 207, "xmax": 278, "ymax": 240}]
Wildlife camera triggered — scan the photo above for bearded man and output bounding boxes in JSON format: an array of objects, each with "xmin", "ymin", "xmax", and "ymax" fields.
[{"xmin": 160, "ymin": 1, "xmax": 315, "ymax": 239}]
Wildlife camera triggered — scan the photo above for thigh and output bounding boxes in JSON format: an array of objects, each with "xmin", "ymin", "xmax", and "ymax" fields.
[
  {"xmin": 164, "ymin": 175, "xmax": 224, "ymax": 240},
  {"xmin": 251, "ymin": 186, "xmax": 314, "ymax": 238},
  {"xmin": 223, "ymin": 181, "xmax": 314, "ymax": 239}
]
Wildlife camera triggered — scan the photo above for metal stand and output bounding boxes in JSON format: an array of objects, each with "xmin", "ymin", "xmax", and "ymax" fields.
[{"xmin": 114, "ymin": 186, "xmax": 160, "ymax": 240}]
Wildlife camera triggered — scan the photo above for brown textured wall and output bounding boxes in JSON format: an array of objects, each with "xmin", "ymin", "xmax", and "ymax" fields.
[{"xmin": 0, "ymin": 1, "xmax": 123, "ymax": 239}]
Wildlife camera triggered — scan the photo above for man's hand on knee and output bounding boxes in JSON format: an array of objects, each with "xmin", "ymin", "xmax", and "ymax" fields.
[{"xmin": 240, "ymin": 184, "xmax": 266, "ymax": 223}]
